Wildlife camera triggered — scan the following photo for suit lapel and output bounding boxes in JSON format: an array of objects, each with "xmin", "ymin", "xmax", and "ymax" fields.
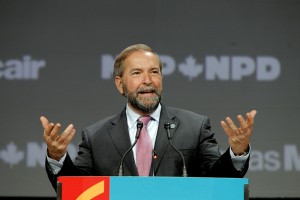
[
  {"xmin": 108, "ymin": 109, "xmax": 138, "ymax": 176},
  {"xmin": 153, "ymin": 105, "xmax": 179, "ymax": 174}
]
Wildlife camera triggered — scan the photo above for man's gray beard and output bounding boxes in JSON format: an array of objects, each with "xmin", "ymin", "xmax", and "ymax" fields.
[{"xmin": 122, "ymin": 84, "xmax": 161, "ymax": 114}]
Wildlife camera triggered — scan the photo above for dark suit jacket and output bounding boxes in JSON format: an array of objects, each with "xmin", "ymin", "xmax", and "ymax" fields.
[{"xmin": 46, "ymin": 105, "xmax": 249, "ymax": 189}]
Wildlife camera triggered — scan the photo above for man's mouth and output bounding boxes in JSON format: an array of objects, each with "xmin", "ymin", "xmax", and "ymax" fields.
[
  {"xmin": 140, "ymin": 90, "xmax": 153, "ymax": 93},
  {"xmin": 139, "ymin": 91, "xmax": 154, "ymax": 95},
  {"xmin": 138, "ymin": 88, "xmax": 156, "ymax": 97}
]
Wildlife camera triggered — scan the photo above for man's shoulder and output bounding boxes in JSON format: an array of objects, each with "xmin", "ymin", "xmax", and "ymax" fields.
[
  {"xmin": 165, "ymin": 106, "xmax": 207, "ymax": 119},
  {"xmin": 83, "ymin": 107, "xmax": 126, "ymax": 134},
  {"xmin": 164, "ymin": 106, "xmax": 211, "ymax": 129},
  {"xmin": 84, "ymin": 115, "xmax": 117, "ymax": 132}
]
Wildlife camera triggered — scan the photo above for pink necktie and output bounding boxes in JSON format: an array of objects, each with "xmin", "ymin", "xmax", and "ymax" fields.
[{"xmin": 136, "ymin": 116, "xmax": 152, "ymax": 176}]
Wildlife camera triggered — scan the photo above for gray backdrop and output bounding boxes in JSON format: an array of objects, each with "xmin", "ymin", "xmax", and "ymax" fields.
[{"xmin": 0, "ymin": 0, "xmax": 299, "ymax": 198}]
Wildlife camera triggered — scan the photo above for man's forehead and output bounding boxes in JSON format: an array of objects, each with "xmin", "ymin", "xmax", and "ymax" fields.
[{"xmin": 124, "ymin": 51, "xmax": 159, "ymax": 65}]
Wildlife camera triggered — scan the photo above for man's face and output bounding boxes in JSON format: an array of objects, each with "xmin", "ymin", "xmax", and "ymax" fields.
[{"xmin": 115, "ymin": 51, "xmax": 163, "ymax": 115}]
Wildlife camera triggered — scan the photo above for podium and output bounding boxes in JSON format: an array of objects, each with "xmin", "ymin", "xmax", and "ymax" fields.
[{"xmin": 57, "ymin": 176, "xmax": 249, "ymax": 200}]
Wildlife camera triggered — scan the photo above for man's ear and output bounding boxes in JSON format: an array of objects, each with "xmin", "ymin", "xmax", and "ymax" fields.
[{"xmin": 115, "ymin": 76, "xmax": 124, "ymax": 95}]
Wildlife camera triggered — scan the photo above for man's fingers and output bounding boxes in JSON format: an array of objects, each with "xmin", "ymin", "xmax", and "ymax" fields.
[
  {"xmin": 225, "ymin": 117, "xmax": 239, "ymax": 133},
  {"xmin": 64, "ymin": 128, "xmax": 76, "ymax": 145},
  {"xmin": 250, "ymin": 110, "xmax": 257, "ymax": 118},
  {"xmin": 221, "ymin": 121, "xmax": 233, "ymax": 137},
  {"xmin": 43, "ymin": 123, "xmax": 54, "ymax": 137},
  {"xmin": 40, "ymin": 116, "xmax": 50, "ymax": 128},
  {"xmin": 246, "ymin": 110, "xmax": 257, "ymax": 127},
  {"xmin": 40, "ymin": 116, "xmax": 53, "ymax": 132},
  {"xmin": 49, "ymin": 123, "xmax": 61, "ymax": 141},
  {"xmin": 57, "ymin": 124, "xmax": 75, "ymax": 144},
  {"xmin": 237, "ymin": 115, "xmax": 247, "ymax": 132},
  {"xmin": 41, "ymin": 116, "xmax": 56, "ymax": 138}
]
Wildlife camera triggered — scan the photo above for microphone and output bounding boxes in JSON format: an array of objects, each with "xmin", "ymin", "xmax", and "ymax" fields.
[
  {"xmin": 118, "ymin": 121, "xmax": 143, "ymax": 176},
  {"xmin": 151, "ymin": 150, "xmax": 158, "ymax": 176},
  {"xmin": 164, "ymin": 122, "xmax": 188, "ymax": 177}
]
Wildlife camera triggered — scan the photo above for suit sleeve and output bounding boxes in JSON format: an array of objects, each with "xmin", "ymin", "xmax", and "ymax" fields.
[
  {"xmin": 45, "ymin": 153, "xmax": 78, "ymax": 190},
  {"xmin": 196, "ymin": 117, "xmax": 249, "ymax": 178},
  {"xmin": 45, "ymin": 130, "xmax": 95, "ymax": 191}
]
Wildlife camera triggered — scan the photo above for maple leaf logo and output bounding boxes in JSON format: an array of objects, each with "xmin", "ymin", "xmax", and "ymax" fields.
[
  {"xmin": 0, "ymin": 142, "xmax": 24, "ymax": 167},
  {"xmin": 178, "ymin": 55, "xmax": 203, "ymax": 81}
]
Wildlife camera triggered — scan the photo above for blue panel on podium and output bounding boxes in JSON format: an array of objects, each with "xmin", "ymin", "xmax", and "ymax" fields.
[{"xmin": 110, "ymin": 177, "xmax": 248, "ymax": 200}]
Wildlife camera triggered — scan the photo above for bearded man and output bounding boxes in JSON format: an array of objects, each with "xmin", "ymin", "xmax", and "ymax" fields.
[{"xmin": 41, "ymin": 44, "xmax": 256, "ymax": 190}]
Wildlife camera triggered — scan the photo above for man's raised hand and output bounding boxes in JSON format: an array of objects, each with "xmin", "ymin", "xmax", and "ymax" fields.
[
  {"xmin": 220, "ymin": 110, "xmax": 257, "ymax": 155},
  {"xmin": 41, "ymin": 116, "xmax": 76, "ymax": 161}
]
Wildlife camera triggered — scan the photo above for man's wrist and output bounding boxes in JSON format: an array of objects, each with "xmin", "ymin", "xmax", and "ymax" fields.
[
  {"xmin": 47, "ymin": 149, "xmax": 64, "ymax": 161},
  {"xmin": 232, "ymin": 146, "xmax": 250, "ymax": 156}
]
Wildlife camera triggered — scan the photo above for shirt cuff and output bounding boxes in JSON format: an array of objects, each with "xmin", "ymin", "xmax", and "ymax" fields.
[
  {"xmin": 229, "ymin": 145, "xmax": 251, "ymax": 171},
  {"xmin": 46, "ymin": 153, "xmax": 67, "ymax": 174}
]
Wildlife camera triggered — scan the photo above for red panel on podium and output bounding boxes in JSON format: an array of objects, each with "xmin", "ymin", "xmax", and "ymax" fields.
[{"xmin": 57, "ymin": 176, "xmax": 110, "ymax": 200}]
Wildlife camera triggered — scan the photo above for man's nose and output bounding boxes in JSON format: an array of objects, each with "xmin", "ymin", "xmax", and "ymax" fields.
[{"xmin": 143, "ymin": 72, "xmax": 152, "ymax": 84}]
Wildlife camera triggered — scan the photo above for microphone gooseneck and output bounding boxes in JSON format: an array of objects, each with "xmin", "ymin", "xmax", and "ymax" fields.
[
  {"xmin": 151, "ymin": 150, "xmax": 158, "ymax": 176},
  {"xmin": 164, "ymin": 122, "xmax": 188, "ymax": 177},
  {"xmin": 118, "ymin": 121, "xmax": 143, "ymax": 176}
]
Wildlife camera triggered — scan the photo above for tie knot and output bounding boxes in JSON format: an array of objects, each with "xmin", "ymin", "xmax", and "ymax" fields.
[{"xmin": 139, "ymin": 116, "xmax": 151, "ymax": 125}]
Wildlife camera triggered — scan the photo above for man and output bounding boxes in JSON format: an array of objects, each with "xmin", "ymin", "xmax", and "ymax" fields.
[{"xmin": 41, "ymin": 44, "xmax": 257, "ymax": 190}]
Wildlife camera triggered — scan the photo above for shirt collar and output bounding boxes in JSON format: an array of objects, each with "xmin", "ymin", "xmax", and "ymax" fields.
[{"xmin": 126, "ymin": 103, "xmax": 161, "ymax": 129}]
